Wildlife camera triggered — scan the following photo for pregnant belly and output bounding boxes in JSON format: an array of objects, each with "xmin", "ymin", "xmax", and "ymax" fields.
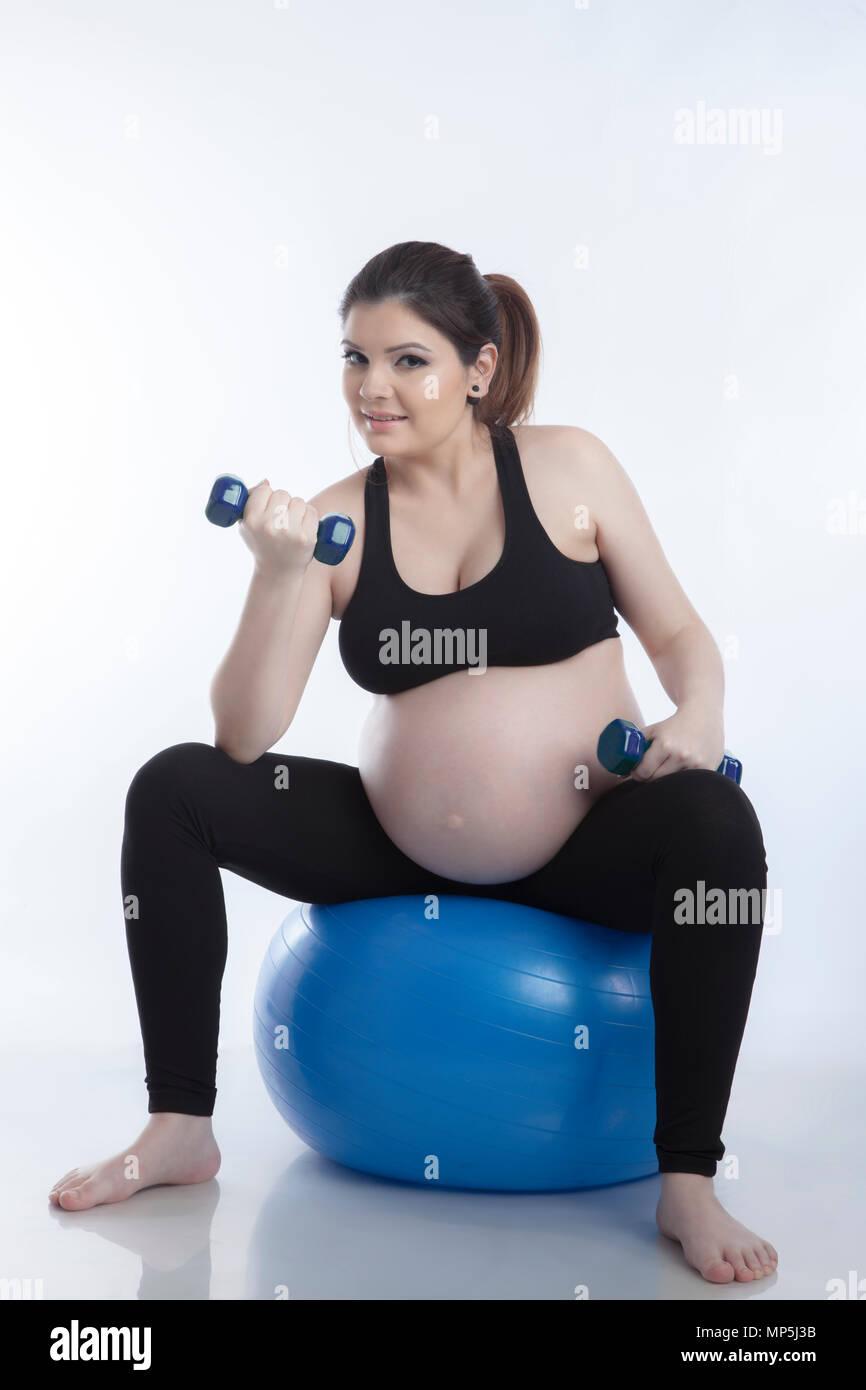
[{"xmin": 357, "ymin": 639, "xmax": 643, "ymax": 884}]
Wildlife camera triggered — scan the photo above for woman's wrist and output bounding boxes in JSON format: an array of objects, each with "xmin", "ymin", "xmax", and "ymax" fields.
[
  {"xmin": 676, "ymin": 696, "xmax": 723, "ymax": 718},
  {"xmin": 252, "ymin": 561, "xmax": 308, "ymax": 589}
]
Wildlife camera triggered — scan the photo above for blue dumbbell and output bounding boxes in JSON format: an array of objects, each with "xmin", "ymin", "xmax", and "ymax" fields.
[
  {"xmin": 205, "ymin": 474, "xmax": 355, "ymax": 566},
  {"xmin": 597, "ymin": 718, "xmax": 743, "ymax": 784}
]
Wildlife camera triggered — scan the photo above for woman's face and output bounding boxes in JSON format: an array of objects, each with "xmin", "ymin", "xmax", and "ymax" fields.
[{"xmin": 341, "ymin": 298, "xmax": 494, "ymax": 453}]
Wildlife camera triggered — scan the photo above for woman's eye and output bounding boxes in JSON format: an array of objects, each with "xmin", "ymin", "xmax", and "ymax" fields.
[{"xmin": 341, "ymin": 351, "xmax": 427, "ymax": 368}]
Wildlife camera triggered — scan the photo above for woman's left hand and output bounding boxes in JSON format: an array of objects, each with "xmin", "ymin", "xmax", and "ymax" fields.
[{"xmin": 629, "ymin": 705, "xmax": 725, "ymax": 782}]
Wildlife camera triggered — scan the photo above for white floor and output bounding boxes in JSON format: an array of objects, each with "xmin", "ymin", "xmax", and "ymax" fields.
[{"xmin": 5, "ymin": 1047, "xmax": 863, "ymax": 1301}]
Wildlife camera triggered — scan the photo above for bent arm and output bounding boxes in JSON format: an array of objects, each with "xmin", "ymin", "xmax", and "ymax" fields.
[
  {"xmin": 210, "ymin": 566, "xmax": 307, "ymax": 763},
  {"xmin": 210, "ymin": 557, "xmax": 332, "ymax": 763},
  {"xmin": 562, "ymin": 426, "xmax": 725, "ymax": 717},
  {"xmin": 650, "ymin": 620, "xmax": 725, "ymax": 715}
]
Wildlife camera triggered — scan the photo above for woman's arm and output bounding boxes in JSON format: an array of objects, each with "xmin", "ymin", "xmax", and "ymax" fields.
[
  {"xmin": 561, "ymin": 426, "xmax": 728, "ymax": 774},
  {"xmin": 649, "ymin": 621, "xmax": 724, "ymax": 715},
  {"xmin": 209, "ymin": 484, "xmax": 334, "ymax": 764},
  {"xmin": 210, "ymin": 565, "xmax": 309, "ymax": 763},
  {"xmin": 561, "ymin": 427, "xmax": 712, "ymax": 673}
]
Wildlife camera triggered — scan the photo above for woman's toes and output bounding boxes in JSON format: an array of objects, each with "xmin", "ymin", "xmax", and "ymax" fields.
[
  {"xmin": 50, "ymin": 1169, "xmax": 79, "ymax": 1195},
  {"xmin": 757, "ymin": 1242, "xmax": 777, "ymax": 1273},
  {"xmin": 702, "ymin": 1257, "xmax": 736, "ymax": 1283},
  {"xmin": 58, "ymin": 1183, "xmax": 91, "ymax": 1209},
  {"xmin": 719, "ymin": 1246, "xmax": 753, "ymax": 1281},
  {"xmin": 744, "ymin": 1249, "xmax": 766, "ymax": 1277},
  {"xmin": 50, "ymin": 1173, "xmax": 82, "ymax": 1204}
]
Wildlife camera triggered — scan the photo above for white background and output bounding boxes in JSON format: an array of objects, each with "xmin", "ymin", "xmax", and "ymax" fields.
[{"xmin": 2, "ymin": 0, "xmax": 864, "ymax": 1085}]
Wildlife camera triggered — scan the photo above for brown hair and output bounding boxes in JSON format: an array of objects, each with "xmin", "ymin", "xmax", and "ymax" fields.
[{"xmin": 338, "ymin": 240, "xmax": 543, "ymax": 438}]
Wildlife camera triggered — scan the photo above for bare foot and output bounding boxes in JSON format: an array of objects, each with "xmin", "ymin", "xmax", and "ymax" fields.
[
  {"xmin": 656, "ymin": 1172, "xmax": 779, "ymax": 1284},
  {"xmin": 48, "ymin": 1114, "xmax": 221, "ymax": 1212}
]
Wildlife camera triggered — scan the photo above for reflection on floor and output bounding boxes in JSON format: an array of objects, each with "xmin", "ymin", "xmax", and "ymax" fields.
[{"xmin": 7, "ymin": 1046, "xmax": 863, "ymax": 1300}]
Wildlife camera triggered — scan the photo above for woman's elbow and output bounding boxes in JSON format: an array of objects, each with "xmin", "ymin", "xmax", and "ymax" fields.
[{"xmin": 213, "ymin": 733, "xmax": 265, "ymax": 765}]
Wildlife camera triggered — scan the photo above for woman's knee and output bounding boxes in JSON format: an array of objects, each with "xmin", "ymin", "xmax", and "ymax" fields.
[
  {"xmin": 657, "ymin": 768, "xmax": 767, "ymax": 870},
  {"xmin": 125, "ymin": 741, "xmax": 225, "ymax": 814}
]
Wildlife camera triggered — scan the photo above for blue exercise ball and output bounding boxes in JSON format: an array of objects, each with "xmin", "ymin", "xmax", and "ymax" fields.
[{"xmin": 253, "ymin": 894, "xmax": 657, "ymax": 1191}]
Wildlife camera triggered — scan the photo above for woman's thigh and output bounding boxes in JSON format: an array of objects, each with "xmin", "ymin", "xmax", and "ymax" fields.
[
  {"xmin": 132, "ymin": 746, "xmax": 765, "ymax": 921},
  {"xmin": 485, "ymin": 769, "xmax": 768, "ymax": 929},
  {"xmin": 125, "ymin": 741, "xmax": 474, "ymax": 904}
]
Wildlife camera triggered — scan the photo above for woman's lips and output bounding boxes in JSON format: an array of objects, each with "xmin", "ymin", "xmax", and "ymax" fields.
[{"xmin": 363, "ymin": 412, "xmax": 406, "ymax": 430}]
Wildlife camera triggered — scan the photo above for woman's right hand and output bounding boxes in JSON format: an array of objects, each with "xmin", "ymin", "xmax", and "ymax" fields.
[{"xmin": 238, "ymin": 479, "xmax": 320, "ymax": 577}]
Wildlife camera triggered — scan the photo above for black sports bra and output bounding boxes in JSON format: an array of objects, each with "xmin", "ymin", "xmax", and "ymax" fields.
[{"xmin": 338, "ymin": 425, "xmax": 620, "ymax": 694}]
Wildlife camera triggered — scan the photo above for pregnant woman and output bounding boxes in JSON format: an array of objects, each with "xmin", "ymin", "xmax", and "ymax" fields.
[{"xmin": 50, "ymin": 241, "xmax": 777, "ymax": 1285}]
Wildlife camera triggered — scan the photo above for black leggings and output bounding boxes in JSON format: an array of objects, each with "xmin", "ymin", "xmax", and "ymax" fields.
[{"xmin": 120, "ymin": 742, "xmax": 768, "ymax": 1178}]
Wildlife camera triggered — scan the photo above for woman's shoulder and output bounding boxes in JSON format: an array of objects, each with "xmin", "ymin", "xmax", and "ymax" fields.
[
  {"xmin": 511, "ymin": 422, "xmax": 614, "ymax": 495},
  {"xmin": 512, "ymin": 421, "xmax": 605, "ymax": 458},
  {"xmin": 512, "ymin": 423, "xmax": 628, "ymax": 501},
  {"xmin": 510, "ymin": 424, "xmax": 610, "ymax": 563}
]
